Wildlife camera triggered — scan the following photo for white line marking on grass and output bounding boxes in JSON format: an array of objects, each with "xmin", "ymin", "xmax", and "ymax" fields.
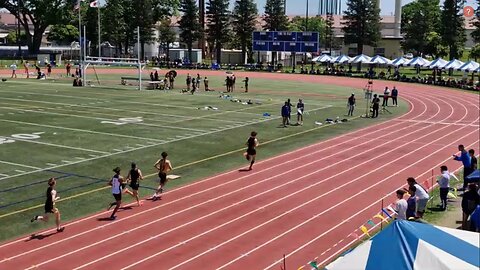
[
  {"xmin": 46, "ymin": 163, "xmax": 57, "ymax": 166},
  {"xmin": 73, "ymin": 157, "xmax": 86, "ymax": 160},
  {"xmin": 135, "ymin": 144, "xmax": 145, "ymax": 147},
  {"xmin": 0, "ymin": 173, "xmax": 8, "ymax": 177},
  {"xmin": 0, "ymin": 119, "xmax": 163, "ymax": 142},
  {"xmin": 61, "ymin": 160, "xmax": 72, "ymax": 164},
  {"xmin": 7, "ymin": 113, "xmax": 14, "ymax": 115},
  {"xmin": 113, "ymin": 149, "xmax": 123, "ymax": 152},
  {"xmin": 0, "ymin": 160, "xmax": 41, "ymax": 169},
  {"xmin": 1, "ymin": 105, "xmax": 206, "ymax": 133},
  {"xmin": 4, "ymin": 136, "xmax": 108, "ymax": 154}
]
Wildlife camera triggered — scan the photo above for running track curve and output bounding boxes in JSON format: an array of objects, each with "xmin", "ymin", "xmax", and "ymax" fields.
[{"xmin": 0, "ymin": 72, "xmax": 479, "ymax": 270}]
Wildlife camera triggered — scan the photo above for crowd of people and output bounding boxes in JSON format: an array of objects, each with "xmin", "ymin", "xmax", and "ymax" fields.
[{"xmin": 393, "ymin": 145, "xmax": 479, "ymax": 232}]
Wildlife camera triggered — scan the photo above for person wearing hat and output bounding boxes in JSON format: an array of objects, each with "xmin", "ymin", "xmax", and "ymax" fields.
[
  {"xmin": 371, "ymin": 94, "xmax": 380, "ymax": 118},
  {"xmin": 107, "ymin": 167, "xmax": 125, "ymax": 220},
  {"xmin": 347, "ymin": 93, "xmax": 356, "ymax": 116}
]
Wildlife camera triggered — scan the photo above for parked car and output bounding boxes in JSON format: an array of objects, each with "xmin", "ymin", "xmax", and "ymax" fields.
[{"xmin": 404, "ymin": 53, "xmax": 413, "ymax": 59}]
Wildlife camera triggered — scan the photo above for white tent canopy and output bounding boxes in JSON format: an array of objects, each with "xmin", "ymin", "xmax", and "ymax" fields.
[
  {"xmin": 325, "ymin": 221, "xmax": 480, "ymax": 270},
  {"xmin": 457, "ymin": 61, "xmax": 479, "ymax": 72},
  {"xmin": 443, "ymin": 59, "xmax": 465, "ymax": 70},
  {"xmin": 405, "ymin": 57, "xmax": 431, "ymax": 67},
  {"xmin": 368, "ymin": 55, "xmax": 391, "ymax": 65},
  {"xmin": 312, "ymin": 54, "xmax": 332, "ymax": 63},
  {"xmin": 350, "ymin": 54, "xmax": 371, "ymax": 64},
  {"xmin": 330, "ymin": 55, "xmax": 351, "ymax": 64},
  {"xmin": 390, "ymin": 57, "xmax": 408, "ymax": 67},
  {"xmin": 428, "ymin": 58, "xmax": 448, "ymax": 69}
]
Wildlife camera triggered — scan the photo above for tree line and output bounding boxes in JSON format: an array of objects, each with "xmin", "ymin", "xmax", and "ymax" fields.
[{"xmin": 0, "ymin": 0, "xmax": 478, "ymax": 62}]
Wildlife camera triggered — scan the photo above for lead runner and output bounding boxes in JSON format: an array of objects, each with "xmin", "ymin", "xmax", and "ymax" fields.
[{"xmin": 245, "ymin": 131, "xmax": 259, "ymax": 171}]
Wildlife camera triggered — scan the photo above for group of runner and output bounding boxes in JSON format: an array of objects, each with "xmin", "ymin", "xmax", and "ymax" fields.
[{"xmin": 31, "ymin": 132, "xmax": 259, "ymax": 229}]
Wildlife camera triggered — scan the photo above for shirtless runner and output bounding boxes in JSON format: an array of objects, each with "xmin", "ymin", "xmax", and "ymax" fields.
[{"xmin": 152, "ymin": 152, "xmax": 173, "ymax": 201}]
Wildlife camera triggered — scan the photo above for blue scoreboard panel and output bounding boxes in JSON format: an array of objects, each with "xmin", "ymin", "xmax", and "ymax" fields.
[{"xmin": 252, "ymin": 31, "xmax": 319, "ymax": 53}]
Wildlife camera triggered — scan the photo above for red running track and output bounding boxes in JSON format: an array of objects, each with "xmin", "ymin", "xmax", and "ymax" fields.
[{"xmin": 0, "ymin": 73, "xmax": 478, "ymax": 270}]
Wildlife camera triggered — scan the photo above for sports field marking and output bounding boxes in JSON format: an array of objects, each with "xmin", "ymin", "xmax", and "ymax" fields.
[
  {"xmin": 0, "ymin": 160, "xmax": 41, "ymax": 170},
  {"xmin": 118, "ymin": 108, "xmax": 473, "ymax": 270},
  {"xmin": 0, "ymin": 119, "xmax": 163, "ymax": 142},
  {"xmin": 395, "ymin": 119, "xmax": 480, "ymax": 127},
  {"xmin": 21, "ymin": 109, "xmax": 444, "ymax": 269},
  {"xmin": 46, "ymin": 163, "xmax": 58, "ymax": 167},
  {"xmin": 0, "ymin": 107, "xmax": 290, "ymax": 184},
  {"xmin": 0, "ymin": 96, "xmax": 242, "ymax": 124},
  {"xmin": 0, "ymin": 96, "xmax": 419, "ymax": 252},
  {"xmin": 14, "ymin": 170, "xmax": 26, "ymax": 173},
  {"xmin": 2, "ymin": 135, "xmax": 108, "ymax": 154},
  {"xmin": 0, "ymin": 104, "xmax": 206, "ymax": 133}
]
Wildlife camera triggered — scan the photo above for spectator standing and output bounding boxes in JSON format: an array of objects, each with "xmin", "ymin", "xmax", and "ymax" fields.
[
  {"xmin": 382, "ymin": 87, "xmax": 390, "ymax": 107},
  {"xmin": 243, "ymin": 77, "xmax": 249, "ymax": 92},
  {"xmin": 391, "ymin": 86, "xmax": 398, "ymax": 106},
  {"xmin": 347, "ymin": 93, "xmax": 356, "ymax": 116},
  {"xmin": 394, "ymin": 189, "xmax": 408, "ymax": 220},
  {"xmin": 371, "ymin": 94, "xmax": 380, "ymax": 118},
  {"xmin": 47, "ymin": 63, "xmax": 52, "ymax": 77},
  {"xmin": 469, "ymin": 149, "xmax": 477, "ymax": 171},
  {"xmin": 406, "ymin": 177, "xmax": 430, "ymax": 218},
  {"xmin": 66, "ymin": 62, "xmax": 72, "ymax": 77},
  {"xmin": 296, "ymin": 99, "xmax": 305, "ymax": 125},
  {"xmin": 406, "ymin": 187, "xmax": 417, "ymax": 220},
  {"xmin": 281, "ymin": 102, "xmax": 290, "ymax": 128},
  {"xmin": 461, "ymin": 183, "xmax": 480, "ymax": 230},
  {"xmin": 437, "ymin": 166, "xmax": 450, "ymax": 211},
  {"xmin": 10, "ymin": 62, "xmax": 17, "ymax": 78},
  {"xmin": 186, "ymin": 74, "xmax": 192, "ymax": 91},
  {"xmin": 204, "ymin": 77, "xmax": 209, "ymax": 91},
  {"xmin": 23, "ymin": 60, "xmax": 30, "ymax": 79},
  {"xmin": 286, "ymin": 99, "xmax": 293, "ymax": 125},
  {"xmin": 196, "ymin": 74, "xmax": 201, "ymax": 89},
  {"xmin": 453, "ymin": 144, "xmax": 472, "ymax": 190}
]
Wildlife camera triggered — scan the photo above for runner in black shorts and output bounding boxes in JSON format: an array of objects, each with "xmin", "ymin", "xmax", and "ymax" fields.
[
  {"xmin": 31, "ymin": 178, "xmax": 64, "ymax": 232},
  {"xmin": 153, "ymin": 152, "xmax": 173, "ymax": 201},
  {"xmin": 126, "ymin": 162, "xmax": 144, "ymax": 206},
  {"xmin": 245, "ymin": 131, "xmax": 259, "ymax": 170}
]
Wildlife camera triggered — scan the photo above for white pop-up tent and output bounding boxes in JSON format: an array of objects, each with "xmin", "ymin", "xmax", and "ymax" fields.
[
  {"xmin": 350, "ymin": 54, "xmax": 372, "ymax": 64},
  {"xmin": 330, "ymin": 55, "xmax": 352, "ymax": 64},
  {"xmin": 325, "ymin": 221, "xmax": 480, "ymax": 270},
  {"xmin": 391, "ymin": 57, "xmax": 408, "ymax": 67},
  {"xmin": 405, "ymin": 57, "xmax": 431, "ymax": 67},
  {"xmin": 312, "ymin": 55, "xmax": 333, "ymax": 63},
  {"xmin": 457, "ymin": 60, "xmax": 479, "ymax": 72},
  {"xmin": 443, "ymin": 59, "xmax": 465, "ymax": 70},
  {"xmin": 368, "ymin": 55, "xmax": 391, "ymax": 65},
  {"xmin": 428, "ymin": 58, "xmax": 448, "ymax": 69}
]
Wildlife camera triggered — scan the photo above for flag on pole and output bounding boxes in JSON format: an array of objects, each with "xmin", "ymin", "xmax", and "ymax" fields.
[
  {"xmin": 89, "ymin": 0, "xmax": 99, "ymax": 7},
  {"xmin": 74, "ymin": 0, "xmax": 84, "ymax": 10}
]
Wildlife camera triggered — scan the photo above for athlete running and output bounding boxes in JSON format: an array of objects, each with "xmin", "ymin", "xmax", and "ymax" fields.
[
  {"xmin": 245, "ymin": 131, "xmax": 259, "ymax": 170},
  {"xmin": 31, "ymin": 178, "xmax": 64, "ymax": 232},
  {"xmin": 152, "ymin": 152, "xmax": 173, "ymax": 201},
  {"xmin": 107, "ymin": 167, "xmax": 124, "ymax": 220},
  {"xmin": 126, "ymin": 162, "xmax": 144, "ymax": 206}
]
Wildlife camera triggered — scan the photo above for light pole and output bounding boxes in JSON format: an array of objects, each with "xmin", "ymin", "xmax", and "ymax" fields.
[{"xmin": 16, "ymin": 0, "xmax": 21, "ymax": 57}]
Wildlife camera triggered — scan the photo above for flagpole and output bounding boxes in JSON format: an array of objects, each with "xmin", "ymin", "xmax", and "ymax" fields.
[
  {"xmin": 98, "ymin": 4, "xmax": 101, "ymax": 57},
  {"xmin": 84, "ymin": 25, "xmax": 87, "ymax": 86},
  {"xmin": 78, "ymin": 0, "xmax": 82, "ymax": 79}
]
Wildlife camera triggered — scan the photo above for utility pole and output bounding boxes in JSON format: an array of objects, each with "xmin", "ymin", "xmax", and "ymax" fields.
[
  {"xmin": 304, "ymin": 0, "xmax": 309, "ymax": 65},
  {"xmin": 16, "ymin": 0, "xmax": 21, "ymax": 57},
  {"xmin": 199, "ymin": 0, "xmax": 205, "ymax": 59}
]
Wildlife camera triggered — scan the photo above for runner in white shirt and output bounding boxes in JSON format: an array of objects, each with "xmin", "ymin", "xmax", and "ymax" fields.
[
  {"xmin": 394, "ymin": 189, "xmax": 408, "ymax": 220},
  {"xmin": 108, "ymin": 167, "xmax": 124, "ymax": 220},
  {"xmin": 437, "ymin": 165, "xmax": 450, "ymax": 211}
]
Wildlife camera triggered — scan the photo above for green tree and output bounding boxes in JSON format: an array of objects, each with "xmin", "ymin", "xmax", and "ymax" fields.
[
  {"xmin": 440, "ymin": 0, "xmax": 466, "ymax": 59},
  {"xmin": 0, "ymin": 0, "xmax": 74, "ymax": 54},
  {"xmin": 158, "ymin": 18, "xmax": 176, "ymax": 65},
  {"xmin": 102, "ymin": 0, "xmax": 126, "ymax": 55},
  {"xmin": 179, "ymin": 0, "xmax": 202, "ymax": 63},
  {"xmin": 401, "ymin": 0, "xmax": 441, "ymax": 57},
  {"xmin": 263, "ymin": 0, "xmax": 289, "ymax": 31},
  {"xmin": 6, "ymin": 31, "xmax": 27, "ymax": 45},
  {"xmin": 342, "ymin": 0, "xmax": 381, "ymax": 55},
  {"xmin": 471, "ymin": 0, "xmax": 480, "ymax": 43},
  {"xmin": 232, "ymin": 0, "xmax": 258, "ymax": 63},
  {"xmin": 263, "ymin": 0, "xmax": 288, "ymax": 65},
  {"xmin": 85, "ymin": 5, "xmax": 100, "ymax": 56},
  {"xmin": 324, "ymin": 13, "xmax": 335, "ymax": 52},
  {"xmin": 288, "ymin": 16, "xmax": 325, "ymax": 34},
  {"xmin": 206, "ymin": 0, "xmax": 230, "ymax": 64},
  {"xmin": 470, "ymin": 44, "xmax": 480, "ymax": 61},
  {"xmin": 48, "ymin": 24, "xmax": 80, "ymax": 45}
]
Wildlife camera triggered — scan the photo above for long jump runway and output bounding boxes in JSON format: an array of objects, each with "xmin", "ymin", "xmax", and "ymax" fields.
[{"xmin": 0, "ymin": 73, "xmax": 479, "ymax": 270}]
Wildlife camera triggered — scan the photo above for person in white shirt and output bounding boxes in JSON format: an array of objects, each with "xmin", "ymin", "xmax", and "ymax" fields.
[
  {"xmin": 405, "ymin": 177, "xmax": 430, "ymax": 218},
  {"xmin": 107, "ymin": 167, "xmax": 124, "ymax": 220},
  {"xmin": 382, "ymin": 86, "xmax": 391, "ymax": 107},
  {"xmin": 10, "ymin": 63, "xmax": 17, "ymax": 78},
  {"xmin": 437, "ymin": 166, "xmax": 450, "ymax": 211},
  {"xmin": 395, "ymin": 189, "xmax": 408, "ymax": 220}
]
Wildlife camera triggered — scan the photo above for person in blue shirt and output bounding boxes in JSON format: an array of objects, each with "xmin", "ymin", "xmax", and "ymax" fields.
[
  {"xmin": 281, "ymin": 102, "xmax": 289, "ymax": 128},
  {"xmin": 453, "ymin": 144, "xmax": 472, "ymax": 190}
]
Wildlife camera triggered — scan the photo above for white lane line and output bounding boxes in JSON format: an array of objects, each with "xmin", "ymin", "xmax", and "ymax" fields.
[
  {"xmin": 395, "ymin": 119, "xmax": 480, "ymax": 127},
  {"xmin": 4, "ymin": 136, "xmax": 108, "ymax": 154},
  {"xmin": 137, "ymin": 114, "xmax": 472, "ymax": 270},
  {"xmin": 41, "ymin": 100, "xmax": 441, "ymax": 269},
  {"xmin": 0, "ymin": 160, "xmax": 41, "ymax": 170},
  {"xmin": 217, "ymin": 134, "xmax": 478, "ymax": 270},
  {"xmin": 46, "ymin": 163, "xmax": 58, "ymax": 167},
  {"xmin": 0, "ymin": 173, "xmax": 8, "ymax": 177},
  {"xmin": 61, "ymin": 160, "xmax": 72, "ymax": 164},
  {"xmin": 0, "ymin": 111, "xmax": 421, "ymax": 263},
  {"xmin": 0, "ymin": 92, "xmax": 420, "ymax": 250}
]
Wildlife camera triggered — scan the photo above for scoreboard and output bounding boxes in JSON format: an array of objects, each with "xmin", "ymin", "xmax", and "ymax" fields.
[{"xmin": 252, "ymin": 31, "xmax": 319, "ymax": 53}]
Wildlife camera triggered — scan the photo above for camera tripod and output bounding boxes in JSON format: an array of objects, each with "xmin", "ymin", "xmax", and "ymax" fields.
[{"xmin": 362, "ymin": 81, "xmax": 374, "ymax": 118}]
